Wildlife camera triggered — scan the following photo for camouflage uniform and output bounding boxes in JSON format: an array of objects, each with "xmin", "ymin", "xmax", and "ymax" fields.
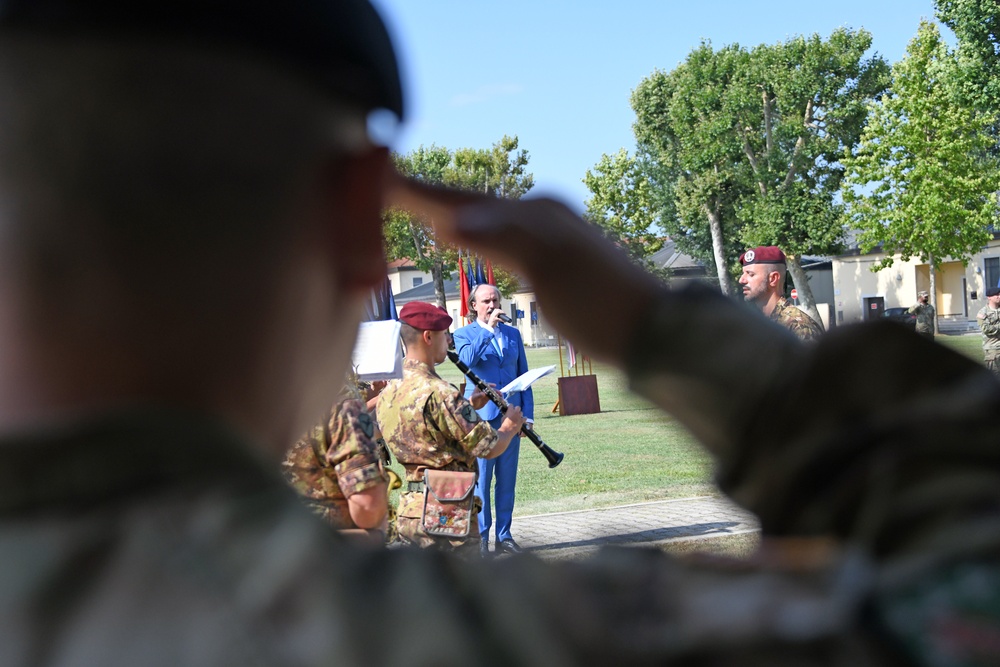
[
  {"xmin": 8, "ymin": 291, "xmax": 1000, "ymax": 663},
  {"xmin": 377, "ymin": 358, "xmax": 497, "ymax": 553},
  {"xmin": 977, "ymin": 304, "xmax": 1000, "ymax": 374},
  {"xmin": 908, "ymin": 302, "xmax": 936, "ymax": 339},
  {"xmin": 282, "ymin": 398, "xmax": 388, "ymax": 531},
  {"xmin": 770, "ymin": 297, "xmax": 823, "ymax": 341}
]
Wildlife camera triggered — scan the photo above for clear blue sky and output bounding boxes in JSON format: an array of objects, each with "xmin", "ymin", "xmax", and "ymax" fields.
[{"xmin": 370, "ymin": 0, "xmax": 941, "ymax": 212}]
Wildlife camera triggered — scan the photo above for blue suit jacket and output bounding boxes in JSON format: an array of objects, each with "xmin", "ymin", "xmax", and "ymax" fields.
[{"xmin": 453, "ymin": 321, "xmax": 534, "ymax": 423}]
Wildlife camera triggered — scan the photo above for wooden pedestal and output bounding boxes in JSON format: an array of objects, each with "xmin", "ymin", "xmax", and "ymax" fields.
[{"xmin": 557, "ymin": 375, "xmax": 601, "ymax": 416}]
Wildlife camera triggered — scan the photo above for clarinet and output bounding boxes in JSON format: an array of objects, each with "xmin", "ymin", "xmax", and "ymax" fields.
[{"xmin": 446, "ymin": 350, "xmax": 564, "ymax": 468}]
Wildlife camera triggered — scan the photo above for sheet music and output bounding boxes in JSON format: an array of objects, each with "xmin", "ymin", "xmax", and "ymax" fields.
[
  {"xmin": 352, "ymin": 320, "xmax": 403, "ymax": 381},
  {"xmin": 500, "ymin": 365, "xmax": 556, "ymax": 395}
]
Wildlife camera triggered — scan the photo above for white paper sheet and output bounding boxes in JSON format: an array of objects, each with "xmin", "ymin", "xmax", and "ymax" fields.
[
  {"xmin": 352, "ymin": 320, "xmax": 403, "ymax": 381},
  {"xmin": 500, "ymin": 365, "xmax": 556, "ymax": 395}
]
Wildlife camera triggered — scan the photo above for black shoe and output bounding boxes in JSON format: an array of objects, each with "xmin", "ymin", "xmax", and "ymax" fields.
[
  {"xmin": 498, "ymin": 538, "xmax": 523, "ymax": 555},
  {"xmin": 480, "ymin": 538, "xmax": 491, "ymax": 558}
]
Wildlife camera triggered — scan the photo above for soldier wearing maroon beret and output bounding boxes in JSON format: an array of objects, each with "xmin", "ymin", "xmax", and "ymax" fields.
[
  {"xmin": 738, "ymin": 245, "xmax": 823, "ymax": 341},
  {"xmin": 377, "ymin": 302, "xmax": 524, "ymax": 554}
]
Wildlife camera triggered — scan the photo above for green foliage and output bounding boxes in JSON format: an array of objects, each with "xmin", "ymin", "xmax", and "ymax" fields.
[
  {"xmin": 582, "ymin": 148, "xmax": 663, "ymax": 260},
  {"xmin": 384, "ymin": 138, "xmax": 533, "ymax": 303},
  {"xmin": 450, "ymin": 135, "xmax": 534, "ymax": 199},
  {"xmin": 732, "ymin": 29, "xmax": 890, "ymax": 259},
  {"xmin": 842, "ymin": 21, "xmax": 1000, "ymax": 272},
  {"xmin": 631, "ymin": 42, "xmax": 750, "ymax": 292},
  {"xmin": 936, "ymin": 0, "xmax": 1000, "ymax": 114},
  {"xmin": 631, "ymin": 29, "xmax": 889, "ymax": 304}
]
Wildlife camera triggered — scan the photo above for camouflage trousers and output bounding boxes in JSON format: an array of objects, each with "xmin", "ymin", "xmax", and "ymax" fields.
[{"xmin": 986, "ymin": 354, "xmax": 1000, "ymax": 376}]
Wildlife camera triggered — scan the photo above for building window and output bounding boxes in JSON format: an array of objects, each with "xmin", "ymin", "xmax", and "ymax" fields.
[
  {"xmin": 412, "ymin": 277, "xmax": 423, "ymax": 287},
  {"xmin": 985, "ymin": 258, "xmax": 1000, "ymax": 290}
]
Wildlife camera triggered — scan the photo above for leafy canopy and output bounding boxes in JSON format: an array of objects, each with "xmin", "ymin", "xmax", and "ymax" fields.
[{"xmin": 842, "ymin": 21, "xmax": 1000, "ymax": 271}]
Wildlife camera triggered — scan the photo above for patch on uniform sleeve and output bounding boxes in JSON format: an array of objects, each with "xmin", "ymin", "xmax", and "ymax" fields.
[
  {"xmin": 356, "ymin": 411, "xmax": 375, "ymax": 439},
  {"xmin": 460, "ymin": 404, "xmax": 480, "ymax": 424}
]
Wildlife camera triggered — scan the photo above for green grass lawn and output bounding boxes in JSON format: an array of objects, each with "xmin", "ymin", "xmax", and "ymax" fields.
[
  {"xmin": 389, "ymin": 348, "xmax": 717, "ymax": 518},
  {"xmin": 936, "ymin": 332, "xmax": 984, "ymax": 361}
]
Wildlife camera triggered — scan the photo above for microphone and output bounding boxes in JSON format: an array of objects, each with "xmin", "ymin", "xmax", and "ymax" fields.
[{"xmin": 489, "ymin": 306, "xmax": 512, "ymax": 324}]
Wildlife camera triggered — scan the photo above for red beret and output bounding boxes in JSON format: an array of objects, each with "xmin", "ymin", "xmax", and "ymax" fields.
[
  {"xmin": 399, "ymin": 302, "xmax": 452, "ymax": 331},
  {"xmin": 739, "ymin": 246, "xmax": 786, "ymax": 266}
]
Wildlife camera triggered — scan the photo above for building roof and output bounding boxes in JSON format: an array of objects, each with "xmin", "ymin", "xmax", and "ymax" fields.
[
  {"xmin": 394, "ymin": 276, "xmax": 461, "ymax": 304},
  {"xmin": 387, "ymin": 258, "xmax": 418, "ymax": 270},
  {"xmin": 648, "ymin": 240, "xmax": 705, "ymax": 274}
]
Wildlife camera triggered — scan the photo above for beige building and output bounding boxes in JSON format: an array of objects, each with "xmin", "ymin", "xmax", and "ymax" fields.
[
  {"xmin": 831, "ymin": 235, "xmax": 1000, "ymax": 332},
  {"xmin": 386, "ymin": 258, "xmax": 432, "ymax": 295}
]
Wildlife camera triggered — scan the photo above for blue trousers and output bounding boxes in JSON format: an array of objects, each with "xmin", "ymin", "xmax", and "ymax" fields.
[{"xmin": 476, "ymin": 414, "xmax": 520, "ymax": 542}]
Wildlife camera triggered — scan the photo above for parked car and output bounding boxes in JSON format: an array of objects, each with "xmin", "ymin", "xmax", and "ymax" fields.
[{"xmin": 883, "ymin": 306, "xmax": 917, "ymax": 330}]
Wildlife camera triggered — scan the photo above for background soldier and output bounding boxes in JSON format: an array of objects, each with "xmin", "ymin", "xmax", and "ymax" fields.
[
  {"xmin": 978, "ymin": 286, "xmax": 1000, "ymax": 374},
  {"xmin": 908, "ymin": 290, "xmax": 937, "ymax": 340},
  {"xmin": 738, "ymin": 245, "xmax": 823, "ymax": 341},
  {"xmin": 283, "ymin": 395, "xmax": 390, "ymax": 544},
  {"xmin": 377, "ymin": 301, "xmax": 523, "ymax": 555}
]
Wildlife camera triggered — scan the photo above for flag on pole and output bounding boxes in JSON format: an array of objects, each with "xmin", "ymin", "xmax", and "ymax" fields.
[
  {"xmin": 465, "ymin": 253, "xmax": 476, "ymax": 290},
  {"xmin": 475, "ymin": 258, "xmax": 487, "ymax": 286},
  {"xmin": 458, "ymin": 256, "xmax": 470, "ymax": 319},
  {"xmin": 379, "ymin": 276, "xmax": 397, "ymax": 320},
  {"xmin": 566, "ymin": 340, "xmax": 577, "ymax": 370},
  {"xmin": 486, "ymin": 259, "xmax": 495, "ymax": 286}
]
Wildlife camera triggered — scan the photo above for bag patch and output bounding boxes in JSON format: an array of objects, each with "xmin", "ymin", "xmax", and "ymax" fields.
[{"xmin": 421, "ymin": 469, "xmax": 477, "ymax": 538}]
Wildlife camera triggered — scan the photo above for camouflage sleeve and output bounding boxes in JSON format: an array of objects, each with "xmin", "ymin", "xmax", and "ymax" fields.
[
  {"xmin": 426, "ymin": 386, "xmax": 498, "ymax": 459},
  {"xmin": 978, "ymin": 307, "xmax": 1000, "ymax": 337},
  {"xmin": 326, "ymin": 399, "xmax": 388, "ymax": 498},
  {"xmin": 281, "ymin": 422, "xmax": 330, "ymax": 501},
  {"xmin": 787, "ymin": 317, "xmax": 823, "ymax": 342}
]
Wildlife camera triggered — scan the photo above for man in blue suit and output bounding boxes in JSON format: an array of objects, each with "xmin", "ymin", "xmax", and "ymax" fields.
[{"xmin": 453, "ymin": 283, "xmax": 533, "ymax": 557}]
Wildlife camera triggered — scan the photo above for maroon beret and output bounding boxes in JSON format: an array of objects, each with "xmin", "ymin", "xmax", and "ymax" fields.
[
  {"xmin": 399, "ymin": 302, "xmax": 452, "ymax": 331},
  {"xmin": 739, "ymin": 246, "xmax": 786, "ymax": 266}
]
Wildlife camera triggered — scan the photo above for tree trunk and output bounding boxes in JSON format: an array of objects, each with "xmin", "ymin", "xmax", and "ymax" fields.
[
  {"xmin": 928, "ymin": 252, "xmax": 938, "ymax": 335},
  {"xmin": 432, "ymin": 262, "xmax": 447, "ymax": 310},
  {"xmin": 706, "ymin": 206, "xmax": 733, "ymax": 295},
  {"xmin": 786, "ymin": 254, "xmax": 825, "ymax": 331}
]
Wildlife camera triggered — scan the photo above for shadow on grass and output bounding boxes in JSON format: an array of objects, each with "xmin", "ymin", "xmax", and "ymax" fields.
[{"xmin": 527, "ymin": 521, "xmax": 747, "ymax": 553}]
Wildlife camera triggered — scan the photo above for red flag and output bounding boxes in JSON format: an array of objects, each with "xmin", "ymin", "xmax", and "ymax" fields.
[
  {"xmin": 458, "ymin": 256, "xmax": 469, "ymax": 319},
  {"xmin": 486, "ymin": 259, "xmax": 495, "ymax": 286}
]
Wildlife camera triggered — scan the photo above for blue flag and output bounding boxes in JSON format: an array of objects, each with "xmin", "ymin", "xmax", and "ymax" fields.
[
  {"xmin": 475, "ymin": 258, "xmax": 487, "ymax": 286},
  {"xmin": 367, "ymin": 276, "xmax": 397, "ymax": 321},
  {"xmin": 466, "ymin": 255, "xmax": 476, "ymax": 289}
]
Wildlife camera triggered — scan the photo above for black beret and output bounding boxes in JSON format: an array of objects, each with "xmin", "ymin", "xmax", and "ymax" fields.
[
  {"xmin": 399, "ymin": 302, "xmax": 452, "ymax": 331},
  {"xmin": 986, "ymin": 287, "xmax": 1000, "ymax": 298},
  {"xmin": 739, "ymin": 246, "xmax": 786, "ymax": 266},
  {"xmin": 0, "ymin": 0, "xmax": 404, "ymax": 119}
]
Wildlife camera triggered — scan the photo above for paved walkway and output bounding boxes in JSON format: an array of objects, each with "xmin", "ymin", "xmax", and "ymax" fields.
[{"xmin": 490, "ymin": 496, "xmax": 759, "ymax": 560}]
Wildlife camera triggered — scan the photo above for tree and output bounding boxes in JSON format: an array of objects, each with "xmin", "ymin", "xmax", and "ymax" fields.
[
  {"xmin": 632, "ymin": 43, "xmax": 751, "ymax": 295},
  {"xmin": 582, "ymin": 149, "xmax": 664, "ymax": 261},
  {"xmin": 727, "ymin": 29, "xmax": 889, "ymax": 325},
  {"xmin": 384, "ymin": 138, "xmax": 533, "ymax": 307},
  {"xmin": 389, "ymin": 145, "xmax": 456, "ymax": 308},
  {"xmin": 632, "ymin": 31, "xmax": 888, "ymax": 315},
  {"xmin": 936, "ymin": 0, "xmax": 1000, "ymax": 114},
  {"xmin": 841, "ymin": 21, "xmax": 1000, "ymax": 330}
]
